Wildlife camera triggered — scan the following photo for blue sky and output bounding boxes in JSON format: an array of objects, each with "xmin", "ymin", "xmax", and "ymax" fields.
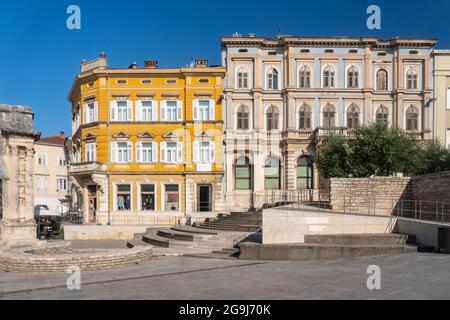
[{"xmin": 0, "ymin": 0, "xmax": 448, "ymax": 136}]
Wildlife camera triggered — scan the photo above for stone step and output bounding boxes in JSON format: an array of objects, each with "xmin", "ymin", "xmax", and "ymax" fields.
[
  {"xmin": 170, "ymin": 225, "xmax": 218, "ymax": 235},
  {"xmin": 303, "ymin": 234, "xmax": 416, "ymax": 246},
  {"xmin": 183, "ymin": 253, "xmax": 239, "ymax": 260},
  {"xmin": 142, "ymin": 230, "xmax": 195, "ymax": 249},
  {"xmin": 239, "ymin": 242, "xmax": 418, "ymax": 261},
  {"xmin": 157, "ymin": 229, "xmax": 213, "ymax": 242},
  {"xmin": 196, "ymin": 225, "xmax": 261, "ymax": 232}
]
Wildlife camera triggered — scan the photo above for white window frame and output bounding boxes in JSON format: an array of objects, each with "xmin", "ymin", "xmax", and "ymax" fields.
[
  {"xmin": 163, "ymin": 183, "xmax": 181, "ymax": 212},
  {"xmin": 193, "ymin": 99, "xmax": 215, "ymax": 121},
  {"xmin": 161, "ymin": 100, "xmax": 182, "ymax": 121},
  {"xmin": 37, "ymin": 154, "xmax": 47, "ymax": 166},
  {"xmin": 136, "ymin": 141, "xmax": 158, "ymax": 163},
  {"xmin": 84, "ymin": 102, "xmax": 98, "ymax": 124},
  {"xmin": 193, "ymin": 141, "xmax": 216, "ymax": 164},
  {"xmin": 57, "ymin": 177, "xmax": 68, "ymax": 191},
  {"xmin": 447, "ymin": 88, "xmax": 450, "ymax": 110},
  {"xmin": 160, "ymin": 142, "xmax": 182, "ymax": 164},
  {"xmin": 114, "ymin": 183, "xmax": 133, "ymax": 211},
  {"xmin": 36, "ymin": 175, "xmax": 48, "ymax": 191},
  {"xmin": 136, "ymin": 100, "xmax": 158, "ymax": 121},
  {"xmin": 236, "ymin": 66, "xmax": 249, "ymax": 89},
  {"xmin": 111, "ymin": 142, "xmax": 133, "ymax": 163},
  {"xmin": 85, "ymin": 142, "xmax": 96, "ymax": 162},
  {"xmin": 266, "ymin": 67, "xmax": 279, "ymax": 90},
  {"xmin": 138, "ymin": 183, "xmax": 157, "ymax": 212},
  {"xmin": 322, "ymin": 65, "xmax": 336, "ymax": 89}
]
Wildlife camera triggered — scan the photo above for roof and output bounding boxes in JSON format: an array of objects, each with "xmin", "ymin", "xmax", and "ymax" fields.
[{"xmin": 36, "ymin": 135, "xmax": 65, "ymax": 146}]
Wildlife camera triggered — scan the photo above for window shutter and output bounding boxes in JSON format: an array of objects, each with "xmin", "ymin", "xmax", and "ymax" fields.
[
  {"xmin": 111, "ymin": 142, "xmax": 118, "ymax": 163},
  {"xmin": 160, "ymin": 101, "xmax": 166, "ymax": 121},
  {"xmin": 160, "ymin": 142, "xmax": 166, "ymax": 163},
  {"xmin": 83, "ymin": 104, "xmax": 88, "ymax": 124},
  {"xmin": 210, "ymin": 142, "xmax": 216, "ymax": 162},
  {"xmin": 136, "ymin": 100, "xmax": 142, "ymax": 121},
  {"xmin": 136, "ymin": 142, "xmax": 142, "ymax": 163},
  {"xmin": 193, "ymin": 141, "xmax": 199, "ymax": 163},
  {"xmin": 152, "ymin": 101, "xmax": 158, "ymax": 121},
  {"xmin": 127, "ymin": 142, "xmax": 133, "ymax": 162},
  {"xmin": 93, "ymin": 143, "xmax": 97, "ymax": 162},
  {"xmin": 193, "ymin": 100, "xmax": 199, "ymax": 121},
  {"xmin": 152, "ymin": 142, "xmax": 158, "ymax": 163},
  {"xmin": 177, "ymin": 101, "xmax": 183, "ymax": 121},
  {"xmin": 177, "ymin": 142, "xmax": 183, "ymax": 163},
  {"xmin": 209, "ymin": 99, "xmax": 215, "ymax": 121},
  {"xmin": 85, "ymin": 144, "xmax": 89, "ymax": 162},
  {"xmin": 110, "ymin": 101, "xmax": 117, "ymax": 121},
  {"xmin": 127, "ymin": 100, "xmax": 133, "ymax": 121},
  {"xmin": 93, "ymin": 102, "xmax": 99, "ymax": 122}
]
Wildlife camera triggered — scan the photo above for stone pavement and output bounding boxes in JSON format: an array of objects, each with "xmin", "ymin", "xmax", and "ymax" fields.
[{"xmin": 1, "ymin": 252, "xmax": 450, "ymax": 300}]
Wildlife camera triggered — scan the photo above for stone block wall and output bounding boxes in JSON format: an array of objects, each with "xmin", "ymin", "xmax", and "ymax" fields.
[
  {"xmin": 329, "ymin": 172, "xmax": 450, "ymax": 220},
  {"xmin": 330, "ymin": 177, "xmax": 412, "ymax": 216}
]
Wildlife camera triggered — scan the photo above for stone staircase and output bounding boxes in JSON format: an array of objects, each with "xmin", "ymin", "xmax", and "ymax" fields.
[
  {"xmin": 192, "ymin": 210, "xmax": 262, "ymax": 232},
  {"xmin": 239, "ymin": 233, "xmax": 420, "ymax": 261},
  {"xmin": 128, "ymin": 224, "xmax": 261, "ymax": 259}
]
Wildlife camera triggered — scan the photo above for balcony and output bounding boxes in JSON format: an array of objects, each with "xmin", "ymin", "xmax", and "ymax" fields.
[
  {"xmin": 317, "ymin": 127, "xmax": 353, "ymax": 139},
  {"xmin": 69, "ymin": 162, "xmax": 104, "ymax": 175}
]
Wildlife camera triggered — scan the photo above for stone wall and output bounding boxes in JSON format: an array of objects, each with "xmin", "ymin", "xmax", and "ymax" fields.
[{"xmin": 330, "ymin": 177, "xmax": 412, "ymax": 216}]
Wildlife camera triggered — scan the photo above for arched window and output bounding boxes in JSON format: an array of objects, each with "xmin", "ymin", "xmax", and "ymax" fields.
[
  {"xmin": 376, "ymin": 106, "xmax": 389, "ymax": 125},
  {"xmin": 347, "ymin": 104, "xmax": 360, "ymax": 129},
  {"xmin": 237, "ymin": 105, "xmax": 249, "ymax": 130},
  {"xmin": 376, "ymin": 69, "xmax": 388, "ymax": 91},
  {"xmin": 323, "ymin": 104, "xmax": 336, "ymax": 128},
  {"xmin": 264, "ymin": 156, "xmax": 281, "ymax": 190},
  {"xmin": 235, "ymin": 157, "xmax": 252, "ymax": 190},
  {"xmin": 299, "ymin": 104, "xmax": 312, "ymax": 130},
  {"xmin": 267, "ymin": 68, "xmax": 279, "ymax": 90},
  {"xmin": 347, "ymin": 66, "xmax": 359, "ymax": 88},
  {"xmin": 299, "ymin": 65, "xmax": 311, "ymax": 88},
  {"xmin": 406, "ymin": 68, "xmax": 418, "ymax": 90},
  {"xmin": 323, "ymin": 65, "xmax": 335, "ymax": 88},
  {"xmin": 237, "ymin": 66, "xmax": 249, "ymax": 89},
  {"xmin": 297, "ymin": 157, "xmax": 313, "ymax": 190},
  {"xmin": 406, "ymin": 106, "xmax": 419, "ymax": 131},
  {"xmin": 266, "ymin": 106, "xmax": 279, "ymax": 131}
]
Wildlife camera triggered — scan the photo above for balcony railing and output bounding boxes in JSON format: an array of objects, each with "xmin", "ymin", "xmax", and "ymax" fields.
[{"xmin": 68, "ymin": 162, "xmax": 104, "ymax": 175}]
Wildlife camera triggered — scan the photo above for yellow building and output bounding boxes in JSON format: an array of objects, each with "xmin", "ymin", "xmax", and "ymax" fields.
[{"xmin": 67, "ymin": 54, "xmax": 226, "ymax": 225}]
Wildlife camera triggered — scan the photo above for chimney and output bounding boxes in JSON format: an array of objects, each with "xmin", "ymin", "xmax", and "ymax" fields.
[
  {"xmin": 144, "ymin": 60, "xmax": 158, "ymax": 69},
  {"xmin": 60, "ymin": 131, "xmax": 65, "ymax": 138},
  {"xmin": 100, "ymin": 52, "xmax": 107, "ymax": 59},
  {"xmin": 129, "ymin": 62, "xmax": 138, "ymax": 69},
  {"xmin": 195, "ymin": 59, "xmax": 208, "ymax": 68}
]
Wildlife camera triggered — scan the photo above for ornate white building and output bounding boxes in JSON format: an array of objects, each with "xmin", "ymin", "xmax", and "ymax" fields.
[{"xmin": 221, "ymin": 35, "xmax": 436, "ymax": 211}]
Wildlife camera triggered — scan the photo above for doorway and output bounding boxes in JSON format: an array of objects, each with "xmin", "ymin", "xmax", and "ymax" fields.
[
  {"xmin": 197, "ymin": 185, "xmax": 212, "ymax": 212},
  {"xmin": 87, "ymin": 185, "xmax": 98, "ymax": 223}
]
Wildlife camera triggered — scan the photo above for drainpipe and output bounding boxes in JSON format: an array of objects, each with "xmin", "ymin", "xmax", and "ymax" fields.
[{"xmin": 106, "ymin": 71, "xmax": 112, "ymax": 225}]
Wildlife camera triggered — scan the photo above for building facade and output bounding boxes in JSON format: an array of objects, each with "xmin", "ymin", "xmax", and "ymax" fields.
[
  {"xmin": 67, "ymin": 54, "xmax": 226, "ymax": 225},
  {"xmin": 34, "ymin": 133, "xmax": 69, "ymax": 214},
  {"xmin": 221, "ymin": 35, "xmax": 436, "ymax": 211},
  {"xmin": 0, "ymin": 104, "xmax": 40, "ymax": 247},
  {"xmin": 432, "ymin": 50, "xmax": 450, "ymax": 149}
]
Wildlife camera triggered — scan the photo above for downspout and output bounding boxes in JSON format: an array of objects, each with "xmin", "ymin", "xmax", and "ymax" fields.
[{"xmin": 106, "ymin": 71, "xmax": 111, "ymax": 225}]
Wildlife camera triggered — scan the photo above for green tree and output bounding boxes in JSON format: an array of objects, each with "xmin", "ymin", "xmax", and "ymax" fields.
[
  {"xmin": 316, "ymin": 134, "xmax": 352, "ymax": 178},
  {"xmin": 418, "ymin": 139, "xmax": 450, "ymax": 174}
]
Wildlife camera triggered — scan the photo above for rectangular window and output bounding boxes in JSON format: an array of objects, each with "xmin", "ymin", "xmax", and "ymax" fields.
[
  {"xmin": 117, "ymin": 142, "xmax": 131, "ymax": 163},
  {"xmin": 166, "ymin": 142, "xmax": 177, "ymax": 163},
  {"xmin": 36, "ymin": 176, "xmax": 48, "ymax": 190},
  {"xmin": 37, "ymin": 154, "xmax": 47, "ymax": 166},
  {"xmin": 59, "ymin": 156, "xmax": 67, "ymax": 167},
  {"xmin": 85, "ymin": 142, "xmax": 96, "ymax": 162},
  {"xmin": 142, "ymin": 101, "xmax": 154, "ymax": 121},
  {"xmin": 447, "ymin": 88, "xmax": 450, "ymax": 110},
  {"xmin": 142, "ymin": 143, "xmax": 153, "ymax": 163},
  {"xmin": 236, "ymin": 167, "xmax": 251, "ymax": 190},
  {"xmin": 166, "ymin": 101, "xmax": 177, "ymax": 121},
  {"xmin": 194, "ymin": 141, "xmax": 215, "ymax": 163},
  {"xmin": 117, "ymin": 184, "xmax": 131, "ymax": 211},
  {"xmin": 84, "ymin": 102, "xmax": 98, "ymax": 124},
  {"xmin": 117, "ymin": 101, "xmax": 128, "ymax": 121},
  {"xmin": 199, "ymin": 100, "xmax": 211, "ymax": 121},
  {"xmin": 164, "ymin": 184, "xmax": 179, "ymax": 211},
  {"xmin": 57, "ymin": 178, "xmax": 68, "ymax": 191},
  {"xmin": 141, "ymin": 184, "xmax": 155, "ymax": 211}
]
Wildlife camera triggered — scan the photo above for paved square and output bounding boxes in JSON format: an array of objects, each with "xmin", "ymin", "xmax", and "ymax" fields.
[{"xmin": 0, "ymin": 252, "xmax": 449, "ymax": 300}]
